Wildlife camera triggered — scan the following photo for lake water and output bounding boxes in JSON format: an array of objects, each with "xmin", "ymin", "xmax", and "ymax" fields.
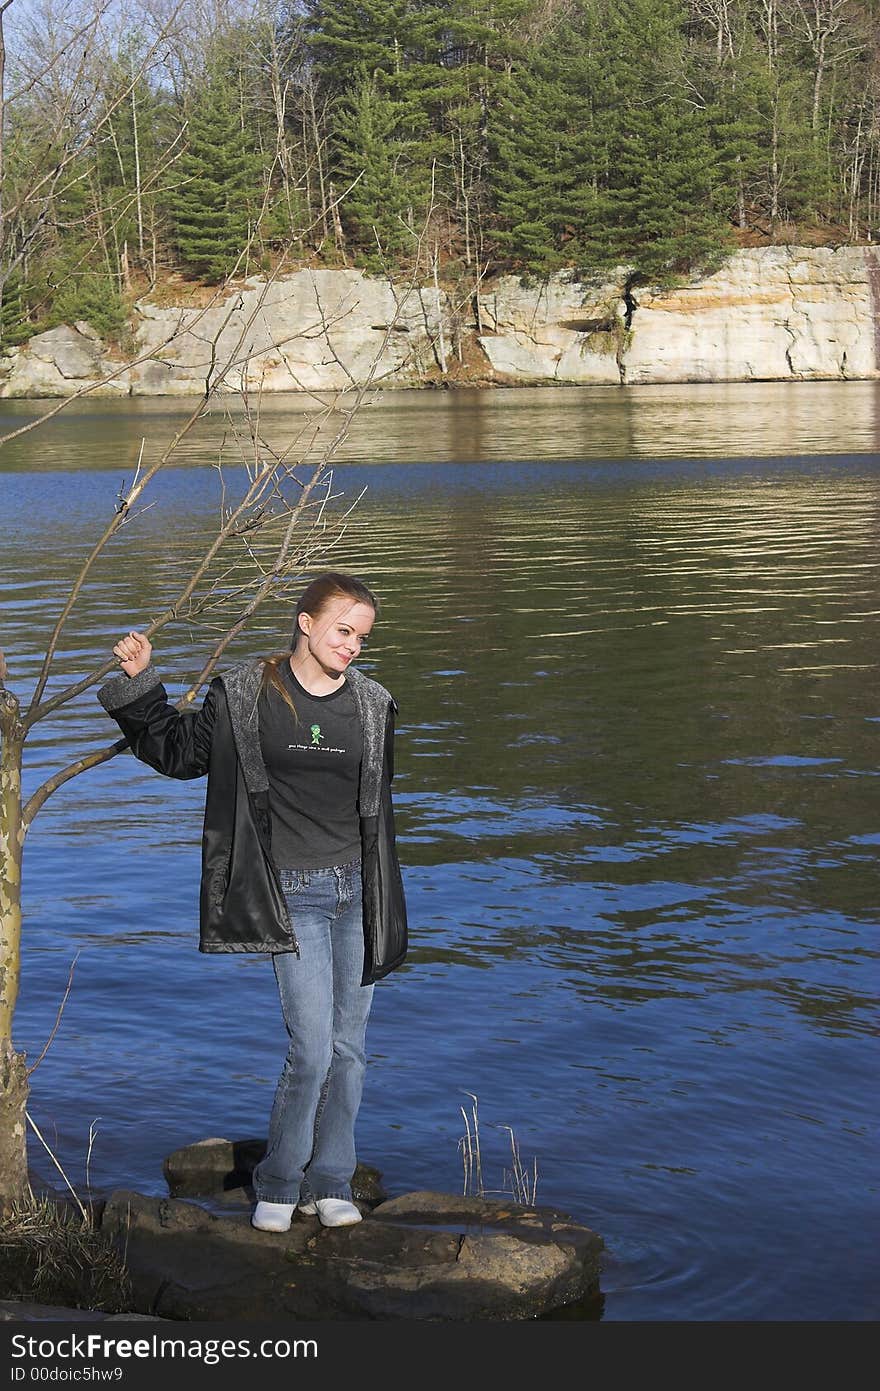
[{"xmin": 1, "ymin": 383, "xmax": 878, "ymax": 1321}]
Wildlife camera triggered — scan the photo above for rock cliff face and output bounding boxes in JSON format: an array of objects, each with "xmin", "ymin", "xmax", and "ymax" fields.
[
  {"xmin": 624, "ymin": 246, "xmax": 877, "ymax": 383},
  {"xmin": 477, "ymin": 246, "xmax": 879, "ymax": 384},
  {"xmin": 1, "ymin": 247, "xmax": 877, "ymax": 398},
  {"xmin": 0, "ymin": 269, "xmax": 447, "ymax": 400}
]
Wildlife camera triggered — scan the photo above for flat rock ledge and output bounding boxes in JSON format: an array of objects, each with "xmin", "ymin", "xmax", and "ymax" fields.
[
  {"xmin": 2, "ymin": 247, "xmax": 877, "ymax": 396},
  {"xmin": 101, "ymin": 1187, "xmax": 602, "ymax": 1321},
  {"xmin": 0, "ymin": 1301, "xmax": 164, "ymax": 1323},
  {"xmin": 163, "ymin": 1137, "xmax": 387, "ymax": 1206},
  {"xmin": 1, "ymin": 1142, "xmax": 602, "ymax": 1322}
]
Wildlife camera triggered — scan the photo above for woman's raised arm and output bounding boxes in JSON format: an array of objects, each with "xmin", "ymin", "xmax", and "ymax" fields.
[{"xmin": 98, "ymin": 635, "xmax": 218, "ymax": 781}]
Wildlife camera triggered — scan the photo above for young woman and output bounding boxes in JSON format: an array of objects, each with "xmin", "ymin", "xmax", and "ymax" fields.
[{"xmin": 98, "ymin": 572, "xmax": 407, "ymax": 1233}]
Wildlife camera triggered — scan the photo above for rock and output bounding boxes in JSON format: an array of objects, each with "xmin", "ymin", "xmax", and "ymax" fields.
[
  {"xmin": 0, "ymin": 324, "xmax": 129, "ymax": 398},
  {"xmin": 622, "ymin": 245, "xmax": 877, "ymax": 383},
  {"xmin": 74, "ymin": 321, "xmax": 103, "ymax": 343},
  {"xmin": 0, "ymin": 1299, "xmax": 166, "ymax": 1322},
  {"xmin": 29, "ymin": 324, "xmax": 103, "ymax": 378},
  {"xmin": 163, "ymin": 1137, "xmax": 386, "ymax": 1206},
  {"xmin": 99, "ymin": 1188, "xmax": 602, "ymax": 1321},
  {"xmin": 126, "ymin": 269, "xmax": 449, "ymax": 396},
  {"xmin": 479, "ymin": 246, "xmax": 880, "ymax": 385},
  {"xmin": 477, "ymin": 272, "xmax": 625, "ymax": 384},
  {"xmin": 5, "ymin": 247, "xmax": 873, "ymax": 398}
]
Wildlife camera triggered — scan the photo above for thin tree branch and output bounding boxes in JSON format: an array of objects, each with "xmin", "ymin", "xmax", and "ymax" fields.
[{"xmin": 26, "ymin": 951, "xmax": 79, "ymax": 1076}]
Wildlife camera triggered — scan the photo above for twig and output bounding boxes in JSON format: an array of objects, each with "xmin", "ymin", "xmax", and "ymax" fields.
[
  {"xmin": 25, "ymin": 1113, "xmax": 88, "ymax": 1223},
  {"xmin": 85, "ymin": 1119, "xmax": 100, "ymax": 1218},
  {"xmin": 459, "ymin": 1105, "xmax": 474, "ymax": 1197},
  {"xmin": 463, "ymin": 1091, "xmax": 483, "ymax": 1197},
  {"xmin": 26, "ymin": 952, "xmax": 80, "ymax": 1077}
]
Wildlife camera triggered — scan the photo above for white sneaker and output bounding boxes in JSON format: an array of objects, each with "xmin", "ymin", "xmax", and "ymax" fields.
[
  {"xmin": 298, "ymin": 1198, "xmax": 363, "ymax": 1227},
  {"xmin": 251, "ymin": 1200, "xmax": 295, "ymax": 1232}
]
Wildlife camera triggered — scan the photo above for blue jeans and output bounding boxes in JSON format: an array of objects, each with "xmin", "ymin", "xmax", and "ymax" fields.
[{"xmin": 251, "ymin": 859, "xmax": 374, "ymax": 1204}]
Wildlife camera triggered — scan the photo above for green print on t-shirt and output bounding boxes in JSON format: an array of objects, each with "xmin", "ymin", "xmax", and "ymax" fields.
[{"xmin": 258, "ymin": 665, "xmax": 363, "ymax": 867}]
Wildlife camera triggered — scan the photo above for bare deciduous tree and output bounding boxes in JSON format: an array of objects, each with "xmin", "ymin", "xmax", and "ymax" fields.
[{"xmin": 0, "ymin": 217, "xmax": 440, "ymax": 1204}]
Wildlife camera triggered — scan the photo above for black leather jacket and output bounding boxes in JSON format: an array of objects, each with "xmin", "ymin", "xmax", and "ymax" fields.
[{"xmin": 98, "ymin": 660, "xmax": 407, "ymax": 984}]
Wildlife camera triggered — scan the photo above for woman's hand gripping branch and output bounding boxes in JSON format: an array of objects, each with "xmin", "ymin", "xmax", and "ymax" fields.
[{"xmin": 112, "ymin": 630, "xmax": 152, "ymax": 678}]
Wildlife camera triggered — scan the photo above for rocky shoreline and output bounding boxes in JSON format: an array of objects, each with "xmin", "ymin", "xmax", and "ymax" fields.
[
  {"xmin": 1, "ymin": 246, "xmax": 877, "ymax": 400},
  {"xmin": 0, "ymin": 1139, "xmax": 603, "ymax": 1322}
]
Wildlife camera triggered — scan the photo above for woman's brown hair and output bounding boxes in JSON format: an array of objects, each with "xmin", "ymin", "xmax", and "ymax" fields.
[{"xmin": 260, "ymin": 571, "xmax": 379, "ymax": 716}]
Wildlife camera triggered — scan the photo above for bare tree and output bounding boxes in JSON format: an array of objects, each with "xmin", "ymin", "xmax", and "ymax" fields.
[
  {"xmin": 789, "ymin": 0, "xmax": 865, "ymax": 131},
  {"xmin": 0, "ymin": 330, "xmax": 380, "ymax": 1203},
  {"xmin": 0, "ymin": 0, "xmax": 192, "ymax": 329},
  {"xmin": 0, "ymin": 178, "xmax": 445, "ymax": 1202}
]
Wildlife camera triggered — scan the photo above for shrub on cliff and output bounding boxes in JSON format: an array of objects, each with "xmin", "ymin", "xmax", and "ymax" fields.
[{"xmin": 51, "ymin": 272, "xmax": 128, "ymax": 343}]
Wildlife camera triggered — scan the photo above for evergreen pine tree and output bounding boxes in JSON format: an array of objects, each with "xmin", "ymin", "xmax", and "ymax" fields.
[
  {"xmin": 333, "ymin": 72, "xmax": 428, "ymax": 264},
  {"xmin": 576, "ymin": 0, "xmax": 733, "ymax": 282},
  {"xmin": 766, "ymin": 70, "xmax": 835, "ymax": 223},
  {"xmin": 586, "ymin": 98, "xmax": 731, "ymax": 281},
  {"xmin": 307, "ymin": 3, "xmax": 440, "ymax": 263},
  {"xmin": 307, "ymin": 1, "xmax": 544, "ymax": 264},
  {"xmin": 166, "ymin": 63, "xmax": 265, "ymax": 282},
  {"xmin": 0, "ymin": 273, "xmax": 31, "ymax": 350},
  {"xmin": 489, "ymin": 34, "xmax": 597, "ymax": 275},
  {"xmin": 306, "ymin": 0, "xmax": 414, "ymax": 87},
  {"xmin": 436, "ymin": 0, "xmax": 537, "ymax": 259},
  {"xmin": 702, "ymin": 45, "xmax": 768, "ymax": 230}
]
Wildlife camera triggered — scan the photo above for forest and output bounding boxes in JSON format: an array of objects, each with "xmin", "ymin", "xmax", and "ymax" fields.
[{"xmin": 0, "ymin": 0, "xmax": 878, "ymax": 347}]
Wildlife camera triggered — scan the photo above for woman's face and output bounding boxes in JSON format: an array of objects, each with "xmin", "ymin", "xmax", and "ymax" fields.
[{"xmin": 297, "ymin": 596, "xmax": 376, "ymax": 676}]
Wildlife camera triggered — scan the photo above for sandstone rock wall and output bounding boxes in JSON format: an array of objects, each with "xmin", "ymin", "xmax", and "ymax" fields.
[
  {"xmin": 477, "ymin": 246, "xmax": 879, "ymax": 384},
  {"xmin": 621, "ymin": 246, "xmax": 877, "ymax": 384},
  {"xmin": 0, "ymin": 269, "xmax": 447, "ymax": 400},
  {"xmin": 1, "ymin": 247, "xmax": 877, "ymax": 398}
]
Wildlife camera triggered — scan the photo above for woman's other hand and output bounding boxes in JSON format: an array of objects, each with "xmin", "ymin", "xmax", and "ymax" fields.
[{"xmin": 113, "ymin": 630, "xmax": 152, "ymax": 677}]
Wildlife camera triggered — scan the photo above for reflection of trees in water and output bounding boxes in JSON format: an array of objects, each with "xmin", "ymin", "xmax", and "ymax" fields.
[
  {"xmin": 765, "ymin": 979, "xmax": 876, "ymax": 1039},
  {"xmin": 4, "ymin": 382, "xmax": 880, "ymax": 472}
]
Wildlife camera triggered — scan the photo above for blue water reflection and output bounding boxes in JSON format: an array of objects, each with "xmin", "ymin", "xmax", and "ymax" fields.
[{"xmin": 2, "ymin": 390, "xmax": 878, "ymax": 1320}]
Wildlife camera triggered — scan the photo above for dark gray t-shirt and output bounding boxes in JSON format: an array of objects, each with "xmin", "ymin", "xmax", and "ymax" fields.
[{"xmin": 258, "ymin": 661, "xmax": 363, "ymax": 870}]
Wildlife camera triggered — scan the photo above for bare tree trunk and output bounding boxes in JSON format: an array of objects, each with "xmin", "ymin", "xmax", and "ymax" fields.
[
  {"xmin": 0, "ymin": 1042, "xmax": 27, "ymax": 1207},
  {"xmin": 473, "ymin": 261, "xmax": 484, "ymax": 336},
  {"xmin": 432, "ymin": 243, "xmax": 447, "ymax": 375},
  {"xmin": 266, "ymin": 26, "xmax": 294, "ymax": 229},
  {"xmin": 848, "ymin": 108, "xmax": 864, "ymax": 239},
  {"xmin": 0, "ymin": 657, "xmax": 27, "ymax": 1208},
  {"xmin": 771, "ymin": 98, "xmax": 780, "ymax": 227},
  {"xmin": 0, "ymin": 0, "xmax": 13, "ymax": 320},
  {"xmin": 328, "ymin": 181, "xmax": 346, "ymax": 254},
  {"xmin": 457, "ymin": 128, "xmax": 472, "ymax": 269},
  {"xmin": 131, "ymin": 57, "xmax": 145, "ymax": 261},
  {"xmin": 309, "ymin": 82, "xmax": 329, "ymax": 244},
  {"xmin": 812, "ymin": 38, "xmax": 826, "ymax": 132},
  {"xmin": 301, "ymin": 101, "xmax": 313, "ymax": 232}
]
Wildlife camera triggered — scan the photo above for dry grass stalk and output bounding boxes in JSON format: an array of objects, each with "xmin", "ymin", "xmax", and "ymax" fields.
[
  {"xmin": 0, "ymin": 1195, "xmax": 130, "ymax": 1312},
  {"xmin": 457, "ymin": 1094, "xmax": 539, "ymax": 1206}
]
